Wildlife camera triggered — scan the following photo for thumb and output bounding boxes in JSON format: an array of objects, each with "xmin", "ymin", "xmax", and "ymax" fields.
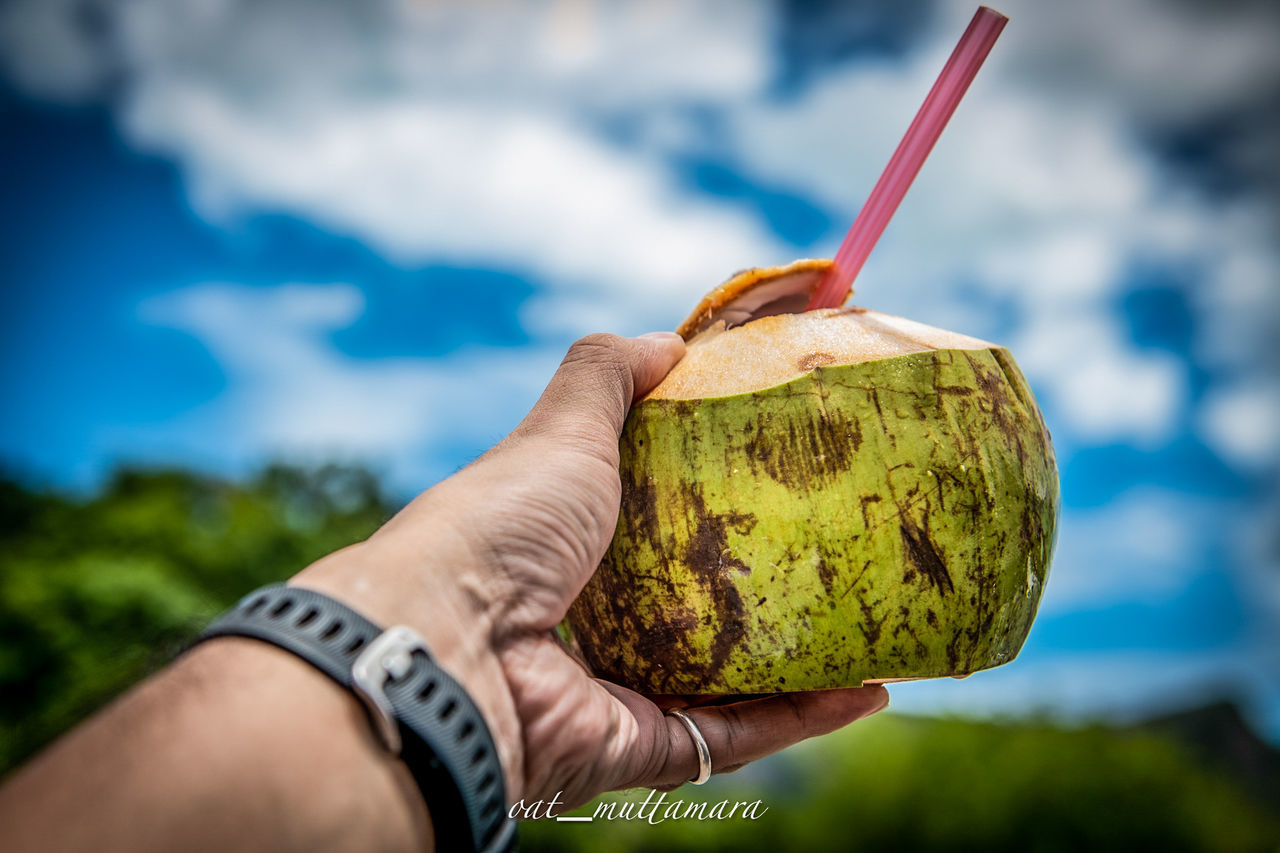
[{"xmin": 516, "ymin": 332, "xmax": 685, "ymax": 449}]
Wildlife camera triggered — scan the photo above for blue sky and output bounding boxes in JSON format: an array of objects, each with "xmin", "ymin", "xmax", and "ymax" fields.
[{"xmin": 1, "ymin": 0, "xmax": 1277, "ymax": 739}]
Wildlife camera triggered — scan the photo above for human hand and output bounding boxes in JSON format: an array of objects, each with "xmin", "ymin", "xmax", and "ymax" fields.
[{"xmin": 295, "ymin": 332, "xmax": 889, "ymax": 809}]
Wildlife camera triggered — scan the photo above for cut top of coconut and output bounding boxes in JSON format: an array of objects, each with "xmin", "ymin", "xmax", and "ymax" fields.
[
  {"xmin": 651, "ymin": 260, "xmax": 995, "ymax": 401},
  {"xmin": 675, "ymin": 259, "xmax": 845, "ymax": 340}
]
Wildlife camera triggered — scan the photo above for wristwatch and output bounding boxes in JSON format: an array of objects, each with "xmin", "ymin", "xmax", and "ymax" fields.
[{"xmin": 197, "ymin": 583, "xmax": 517, "ymax": 853}]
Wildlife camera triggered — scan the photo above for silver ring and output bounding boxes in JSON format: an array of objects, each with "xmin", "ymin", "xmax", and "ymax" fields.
[{"xmin": 667, "ymin": 708, "xmax": 712, "ymax": 785}]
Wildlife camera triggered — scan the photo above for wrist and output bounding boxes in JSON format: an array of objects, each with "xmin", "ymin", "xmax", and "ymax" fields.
[
  {"xmin": 196, "ymin": 582, "xmax": 518, "ymax": 851},
  {"xmin": 290, "ymin": 536, "xmax": 523, "ymax": 801}
]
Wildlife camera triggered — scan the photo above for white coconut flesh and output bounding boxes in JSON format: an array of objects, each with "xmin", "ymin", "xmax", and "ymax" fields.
[{"xmin": 651, "ymin": 259, "xmax": 995, "ymax": 401}]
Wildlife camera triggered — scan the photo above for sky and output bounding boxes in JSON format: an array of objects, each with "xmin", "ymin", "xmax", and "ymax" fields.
[{"xmin": 1, "ymin": 0, "xmax": 1278, "ymax": 740}]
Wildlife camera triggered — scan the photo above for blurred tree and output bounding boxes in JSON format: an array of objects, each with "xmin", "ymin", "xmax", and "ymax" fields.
[
  {"xmin": 524, "ymin": 713, "xmax": 1280, "ymax": 853},
  {"xmin": 0, "ymin": 464, "xmax": 394, "ymax": 772}
]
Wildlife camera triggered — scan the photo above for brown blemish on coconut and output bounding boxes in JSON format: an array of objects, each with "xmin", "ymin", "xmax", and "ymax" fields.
[
  {"xmin": 815, "ymin": 555, "xmax": 837, "ymax": 596},
  {"xmin": 741, "ymin": 382, "xmax": 861, "ymax": 488},
  {"xmin": 681, "ymin": 489, "xmax": 751, "ymax": 687},
  {"xmin": 900, "ymin": 519, "xmax": 954, "ymax": 596},
  {"xmin": 858, "ymin": 598, "xmax": 887, "ymax": 646},
  {"xmin": 798, "ymin": 351, "xmax": 838, "ymax": 371}
]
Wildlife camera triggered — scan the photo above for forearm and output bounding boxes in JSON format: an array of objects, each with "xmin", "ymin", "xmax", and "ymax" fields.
[
  {"xmin": 0, "ymin": 509, "xmax": 519, "ymax": 853},
  {"xmin": 0, "ymin": 637, "xmax": 433, "ymax": 853}
]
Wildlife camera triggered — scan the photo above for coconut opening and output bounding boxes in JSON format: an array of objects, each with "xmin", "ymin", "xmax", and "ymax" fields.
[
  {"xmin": 675, "ymin": 259, "xmax": 839, "ymax": 340},
  {"xmin": 652, "ymin": 260, "xmax": 997, "ymax": 401}
]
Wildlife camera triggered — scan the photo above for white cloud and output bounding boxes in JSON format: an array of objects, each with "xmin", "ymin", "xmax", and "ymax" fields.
[
  {"xmin": 1018, "ymin": 318, "xmax": 1185, "ymax": 446},
  {"xmin": 1191, "ymin": 219, "xmax": 1280, "ymax": 373},
  {"xmin": 125, "ymin": 87, "xmax": 782, "ymax": 323},
  {"xmin": 2, "ymin": 0, "xmax": 789, "ymax": 336},
  {"xmin": 1057, "ymin": 353, "xmax": 1183, "ymax": 443},
  {"xmin": 138, "ymin": 282, "xmax": 564, "ymax": 491},
  {"xmin": 991, "ymin": 0, "xmax": 1280, "ymax": 128},
  {"xmin": 1199, "ymin": 382, "xmax": 1280, "ymax": 471},
  {"xmin": 1042, "ymin": 492, "xmax": 1217, "ymax": 613},
  {"xmin": 3, "ymin": 0, "xmax": 775, "ymax": 106}
]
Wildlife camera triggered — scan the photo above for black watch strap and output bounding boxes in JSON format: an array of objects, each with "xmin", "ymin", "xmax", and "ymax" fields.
[{"xmin": 198, "ymin": 584, "xmax": 517, "ymax": 853}]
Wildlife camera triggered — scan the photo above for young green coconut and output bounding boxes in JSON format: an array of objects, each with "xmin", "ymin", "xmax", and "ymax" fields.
[{"xmin": 565, "ymin": 259, "xmax": 1059, "ymax": 694}]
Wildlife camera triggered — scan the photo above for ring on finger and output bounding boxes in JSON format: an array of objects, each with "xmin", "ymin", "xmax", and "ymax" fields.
[{"xmin": 667, "ymin": 708, "xmax": 712, "ymax": 785}]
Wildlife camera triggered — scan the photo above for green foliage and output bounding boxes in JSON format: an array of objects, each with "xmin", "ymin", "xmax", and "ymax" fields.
[
  {"xmin": 0, "ymin": 465, "xmax": 393, "ymax": 772},
  {"xmin": 524, "ymin": 714, "xmax": 1280, "ymax": 852}
]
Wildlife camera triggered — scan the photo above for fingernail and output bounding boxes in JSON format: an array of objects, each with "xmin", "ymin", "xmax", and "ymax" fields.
[{"xmin": 638, "ymin": 331, "xmax": 683, "ymax": 341}]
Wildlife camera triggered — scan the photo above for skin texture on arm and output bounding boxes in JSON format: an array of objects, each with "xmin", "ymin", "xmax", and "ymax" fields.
[
  {"xmin": 0, "ymin": 332, "xmax": 889, "ymax": 853},
  {"xmin": 0, "ymin": 638, "xmax": 434, "ymax": 853}
]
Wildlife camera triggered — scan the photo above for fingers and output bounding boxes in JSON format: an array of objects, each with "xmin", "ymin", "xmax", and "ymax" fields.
[
  {"xmin": 514, "ymin": 332, "xmax": 685, "ymax": 451},
  {"xmin": 646, "ymin": 686, "xmax": 889, "ymax": 789}
]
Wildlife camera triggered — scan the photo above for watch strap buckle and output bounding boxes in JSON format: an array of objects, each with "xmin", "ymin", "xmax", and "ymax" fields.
[{"xmin": 351, "ymin": 625, "xmax": 430, "ymax": 755}]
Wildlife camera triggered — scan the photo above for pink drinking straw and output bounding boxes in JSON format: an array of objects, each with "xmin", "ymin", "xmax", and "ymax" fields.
[{"xmin": 807, "ymin": 6, "xmax": 1008, "ymax": 310}]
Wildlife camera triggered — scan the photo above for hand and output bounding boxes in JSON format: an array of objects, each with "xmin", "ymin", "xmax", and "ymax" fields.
[
  {"xmin": 0, "ymin": 331, "xmax": 888, "ymax": 853},
  {"xmin": 297, "ymin": 332, "xmax": 889, "ymax": 809}
]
